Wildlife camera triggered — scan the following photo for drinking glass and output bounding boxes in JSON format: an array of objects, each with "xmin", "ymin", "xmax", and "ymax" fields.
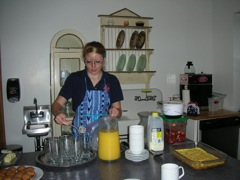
[
  {"xmin": 48, "ymin": 137, "xmax": 63, "ymax": 165},
  {"xmin": 81, "ymin": 133, "xmax": 92, "ymax": 160},
  {"xmin": 60, "ymin": 135, "xmax": 74, "ymax": 163},
  {"xmin": 43, "ymin": 137, "xmax": 52, "ymax": 162},
  {"xmin": 73, "ymin": 136, "xmax": 83, "ymax": 162}
]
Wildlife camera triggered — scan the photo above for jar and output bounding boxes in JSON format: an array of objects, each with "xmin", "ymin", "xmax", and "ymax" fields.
[
  {"xmin": 98, "ymin": 116, "xmax": 120, "ymax": 161},
  {"xmin": 184, "ymin": 61, "xmax": 195, "ymax": 74},
  {"xmin": 162, "ymin": 115, "xmax": 188, "ymax": 144},
  {"xmin": 60, "ymin": 70, "xmax": 69, "ymax": 86},
  {"xmin": 107, "ymin": 17, "xmax": 114, "ymax": 25},
  {"xmin": 65, "ymin": 101, "xmax": 74, "ymax": 117}
]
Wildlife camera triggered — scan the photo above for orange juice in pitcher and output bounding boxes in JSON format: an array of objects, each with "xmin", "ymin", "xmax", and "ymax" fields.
[{"xmin": 98, "ymin": 116, "xmax": 120, "ymax": 161}]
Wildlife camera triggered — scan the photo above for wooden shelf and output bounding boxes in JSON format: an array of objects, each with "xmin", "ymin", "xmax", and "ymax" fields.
[
  {"xmin": 187, "ymin": 109, "xmax": 240, "ymax": 121},
  {"xmin": 105, "ymin": 48, "xmax": 154, "ymax": 51},
  {"xmin": 101, "ymin": 25, "xmax": 152, "ymax": 29},
  {"xmin": 98, "ymin": 14, "xmax": 153, "ymax": 20},
  {"xmin": 109, "ymin": 71, "xmax": 156, "ymax": 88},
  {"xmin": 108, "ymin": 71, "xmax": 156, "ymax": 73},
  {"xmin": 99, "ymin": 8, "xmax": 154, "ymax": 88}
]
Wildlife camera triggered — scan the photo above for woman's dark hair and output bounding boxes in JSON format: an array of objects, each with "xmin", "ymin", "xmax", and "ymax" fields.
[{"xmin": 83, "ymin": 41, "xmax": 106, "ymax": 58}]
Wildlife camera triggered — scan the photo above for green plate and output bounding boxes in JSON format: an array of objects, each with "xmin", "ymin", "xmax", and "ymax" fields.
[
  {"xmin": 126, "ymin": 54, "xmax": 136, "ymax": 71},
  {"xmin": 136, "ymin": 54, "xmax": 147, "ymax": 71},
  {"xmin": 116, "ymin": 54, "xmax": 126, "ymax": 71}
]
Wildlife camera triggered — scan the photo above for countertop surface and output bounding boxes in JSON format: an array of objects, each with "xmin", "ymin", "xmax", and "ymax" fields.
[
  {"xmin": 187, "ymin": 109, "xmax": 240, "ymax": 121},
  {"xmin": 3, "ymin": 140, "xmax": 240, "ymax": 180}
]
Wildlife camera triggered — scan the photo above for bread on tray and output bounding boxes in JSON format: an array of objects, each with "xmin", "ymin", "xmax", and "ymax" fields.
[{"xmin": 172, "ymin": 147, "xmax": 225, "ymax": 170}]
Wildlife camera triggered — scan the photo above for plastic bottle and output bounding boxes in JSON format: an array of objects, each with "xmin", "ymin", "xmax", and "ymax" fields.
[
  {"xmin": 182, "ymin": 85, "xmax": 190, "ymax": 113},
  {"xmin": 147, "ymin": 112, "xmax": 164, "ymax": 152},
  {"xmin": 184, "ymin": 61, "xmax": 195, "ymax": 74}
]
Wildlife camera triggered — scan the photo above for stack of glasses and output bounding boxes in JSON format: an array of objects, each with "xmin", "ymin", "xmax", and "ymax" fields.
[{"xmin": 43, "ymin": 134, "xmax": 92, "ymax": 166}]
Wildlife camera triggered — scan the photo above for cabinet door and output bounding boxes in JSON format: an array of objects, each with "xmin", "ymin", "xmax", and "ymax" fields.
[
  {"xmin": 51, "ymin": 52, "xmax": 84, "ymax": 136},
  {"xmin": 52, "ymin": 52, "xmax": 84, "ymax": 98},
  {"xmin": 186, "ymin": 119, "xmax": 200, "ymax": 142}
]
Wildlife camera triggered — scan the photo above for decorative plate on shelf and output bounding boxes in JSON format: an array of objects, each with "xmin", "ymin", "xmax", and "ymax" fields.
[
  {"xmin": 136, "ymin": 31, "xmax": 145, "ymax": 49},
  {"xmin": 126, "ymin": 54, "xmax": 136, "ymax": 71},
  {"xmin": 116, "ymin": 30, "xmax": 125, "ymax": 49},
  {"xmin": 116, "ymin": 54, "xmax": 126, "ymax": 71},
  {"xmin": 129, "ymin": 31, "xmax": 138, "ymax": 49},
  {"xmin": 136, "ymin": 54, "xmax": 147, "ymax": 71}
]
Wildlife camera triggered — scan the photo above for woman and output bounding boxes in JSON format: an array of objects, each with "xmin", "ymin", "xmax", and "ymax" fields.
[{"xmin": 51, "ymin": 41, "xmax": 123, "ymax": 137}]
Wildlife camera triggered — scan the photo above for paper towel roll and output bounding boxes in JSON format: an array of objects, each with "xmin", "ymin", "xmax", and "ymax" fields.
[{"xmin": 182, "ymin": 88, "xmax": 190, "ymax": 113}]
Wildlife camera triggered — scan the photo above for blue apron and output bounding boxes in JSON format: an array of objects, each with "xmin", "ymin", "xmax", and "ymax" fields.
[{"xmin": 72, "ymin": 78, "xmax": 110, "ymax": 137}]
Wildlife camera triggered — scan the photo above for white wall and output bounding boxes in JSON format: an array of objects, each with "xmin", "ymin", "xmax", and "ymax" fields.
[
  {"xmin": 212, "ymin": 0, "xmax": 240, "ymax": 111},
  {"xmin": 233, "ymin": 13, "xmax": 240, "ymax": 109},
  {"xmin": 0, "ymin": 0, "xmax": 239, "ymax": 152}
]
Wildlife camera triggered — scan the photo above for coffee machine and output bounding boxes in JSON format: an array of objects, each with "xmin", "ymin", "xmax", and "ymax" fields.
[{"xmin": 180, "ymin": 73, "xmax": 212, "ymax": 110}]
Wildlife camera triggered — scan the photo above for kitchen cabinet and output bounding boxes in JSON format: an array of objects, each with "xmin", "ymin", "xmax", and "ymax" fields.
[
  {"xmin": 98, "ymin": 8, "xmax": 156, "ymax": 88},
  {"xmin": 50, "ymin": 29, "xmax": 87, "ymax": 137}
]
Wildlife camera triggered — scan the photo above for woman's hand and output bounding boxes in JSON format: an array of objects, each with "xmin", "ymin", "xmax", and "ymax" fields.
[
  {"xmin": 109, "ymin": 101, "xmax": 122, "ymax": 118},
  {"xmin": 52, "ymin": 96, "xmax": 72, "ymax": 125},
  {"xmin": 54, "ymin": 112, "xmax": 72, "ymax": 125},
  {"xmin": 109, "ymin": 107, "xmax": 122, "ymax": 118}
]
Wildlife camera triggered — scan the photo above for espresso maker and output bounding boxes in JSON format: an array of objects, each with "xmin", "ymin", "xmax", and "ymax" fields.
[{"xmin": 180, "ymin": 73, "xmax": 212, "ymax": 110}]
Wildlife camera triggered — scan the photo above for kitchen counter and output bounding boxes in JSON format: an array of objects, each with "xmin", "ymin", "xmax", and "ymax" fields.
[
  {"xmin": 7, "ymin": 141, "xmax": 240, "ymax": 180},
  {"xmin": 187, "ymin": 109, "xmax": 240, "ymax": 121}
]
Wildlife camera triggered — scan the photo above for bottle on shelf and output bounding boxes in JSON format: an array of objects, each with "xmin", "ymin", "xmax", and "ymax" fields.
[{"xmin": 107, "ymin": 17, "xmax": 114, "ymax": 25}]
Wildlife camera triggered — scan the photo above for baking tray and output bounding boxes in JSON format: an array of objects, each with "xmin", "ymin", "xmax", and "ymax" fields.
[
  {"xmin": 170, "ymin": 141, "xmax": 228, "ymax": 170},
  {"xmin": 35, "ymin": 150, "xmax": 97, "ymax": 168}
]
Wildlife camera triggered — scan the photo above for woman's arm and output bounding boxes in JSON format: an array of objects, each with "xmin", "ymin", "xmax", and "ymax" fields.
[{"xmin": 51, "ymin": 96, "xmax": 72, "ymax": 125}]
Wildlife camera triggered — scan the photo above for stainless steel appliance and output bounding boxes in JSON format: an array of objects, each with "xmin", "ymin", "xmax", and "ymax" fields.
[
  {"xmin": 200, "ymin": 116, "xmax": 240, "ymax": 159},
  {"xmin": 118, "ymin": 88, "xmax": 163, "ymax": 142},
  {"xmin": 180, "ymin": 73, "xmax": 212, "ymax": 110},
  {"xmin": 22, "ymin": 98, "xmax": 51, "ymax": 151}
]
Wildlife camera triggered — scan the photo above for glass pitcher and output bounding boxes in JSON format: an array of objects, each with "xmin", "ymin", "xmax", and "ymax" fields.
[{"xmin": 98, "ymin": 116, "xmax": 120, "ymax": 161}]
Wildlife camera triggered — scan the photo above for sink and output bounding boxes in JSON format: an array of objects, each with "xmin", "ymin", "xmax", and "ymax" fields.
[
  {"xmin": 22, "ymin": 105, "xmax": 51, "ymax": 137},
  {"xmin": 23, "ymin": 105, "xmax": 50, "ymax": 124}
]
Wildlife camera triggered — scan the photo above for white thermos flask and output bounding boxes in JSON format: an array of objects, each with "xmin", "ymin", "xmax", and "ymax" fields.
[{"xmin": 182, "ymin": 85, "xmax": 190, "ymax": 113}]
